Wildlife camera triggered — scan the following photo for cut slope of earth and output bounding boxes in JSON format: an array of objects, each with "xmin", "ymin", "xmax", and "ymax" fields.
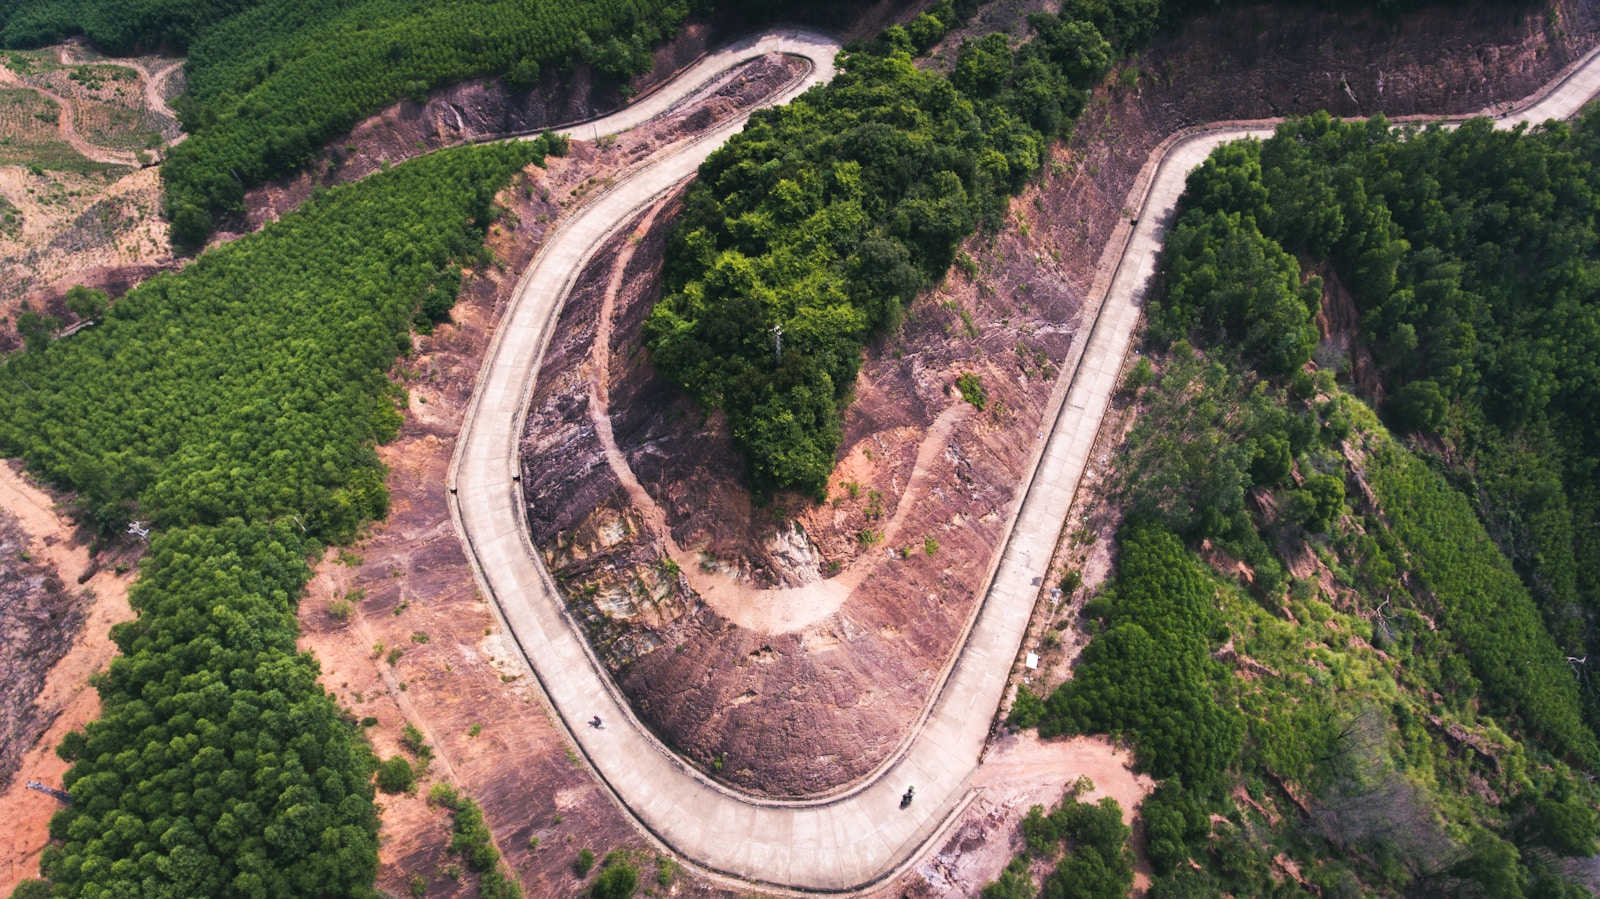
[
  {"xmin": 518, "ymin": 0, "xmax": 1600, "ymax": 799},
  {"xmin": 0, "ymin": 463, "xmax": 135, "ymax": 898},
  {"xmin": 295, "ymin": 48, "xmax": 825, "ymax": 898}
]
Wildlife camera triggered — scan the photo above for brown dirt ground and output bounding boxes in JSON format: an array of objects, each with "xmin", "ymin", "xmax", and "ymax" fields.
[
  {"xmin": 296, "ymin": 52, "xmax": 825, "ymax": 899},
  {"xmin": 0, "ymin": 463, "xmax": 137, "ymax": 896},
  {"xmin": 515, "ymin": 0, "xmax": 1600, "ymax": 806},
  {"xmin": 0, "ymin": 43, "xmax": 181, "ymax": 346},
  {"xmin": 893, "ymin": 732, "xmax": 1154, "ymax": 898},
  {"xmin": 0, "ymin": 494, "xmax": 79, "ymax": 792},
  {"xmin": 9, "ymin": 0, "xmax": 1600, "ymax": 894}
]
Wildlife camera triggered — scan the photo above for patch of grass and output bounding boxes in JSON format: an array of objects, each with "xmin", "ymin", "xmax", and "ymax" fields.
[
  {"xmin": 0, "ymin": 194, "xmax": 21, "ymax": 237},
  {"xmin": 427, "ymin": 782, "xmax": 460, "ymax": 809},
  {"xmin": 955, "ymin": 372, "xmax": 988, "ymax": 410},
  {"xmin": 375, "ymin": 756, "xmax": 415, "ymax": 794},
  {"xmin": 655, "ymin": 855, "xmax": 678, "ymax": 887},
  {"xmin": 591, "ymin": 853, "xmax": 638, "ymax": 899},
  {"xmin": 400, "ymin": 723, "xmax": 432, "ymax": 761},
  {"xmin": 1058, "ymin": 569, "xmax": 1081, "ymax": 595}
]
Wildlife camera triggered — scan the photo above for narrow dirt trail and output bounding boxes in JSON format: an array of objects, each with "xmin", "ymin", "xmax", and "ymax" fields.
[
  {"xmin": 453, "ymin": 26, "xmax": 1600, "ymax": 894},
  {"xmin": 0, "ymin": 465, "xmax": 134, "ymax": 896},
  {"xmin": 583, "ymin": 198, "xmax": 969, "ymax": 634},
  {"xmin": 587, "ymin": 198, "xmax": 676, "ymax": 552},
  {"xmin": 33, "ymin": 43, "xmax": 185, "ymax": 159},
  {"xmin": 143, "ymin": 61, "xmax": 185, "ymax": 131},
  {"xmin": 0, "ymin": 62, "xmax": 137, "ymax": 166},
  {"xmin": 59, "ymin": 44, "xmax": 186, "ymax": 140}
]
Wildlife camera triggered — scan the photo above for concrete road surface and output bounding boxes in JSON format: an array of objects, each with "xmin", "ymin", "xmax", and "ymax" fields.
[{"xmin": 448, "ymin": 29, "xmax": 1600, "ymax": 893}]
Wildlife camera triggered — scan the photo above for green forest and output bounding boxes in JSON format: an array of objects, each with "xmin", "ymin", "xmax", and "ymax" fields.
[
  {"xmin": 647, "ymin": 0, "xmax": 1155, "ymax": 495},
  {"xmin": 0, "ymin": 139, "xmax": 545, "ymax": 897},
  {"xmin": 1154, "ymin": 108, "xmax": 1600, "ymax": 739},
  {"xmin": 647, "ymin": 1, "xmax": 1460, "ymax": 496},
  {"xmin": 0, "ymin": 0, "xmax": 1589, "ymax": 894},
  {"xmin": 0, "ymin": 0, "xmax": 702, "ymax": 243},
  {"xmin": 1003, "ymin": 107, "xmax": 1600, "ymax": 897},
  {"xmin": 1014, "ymin": 355, "xmax": 1600, "ymax": 896},
  {"xmin": 984, "ymin": 784, "xmax": 1135, "ymax": 899}
]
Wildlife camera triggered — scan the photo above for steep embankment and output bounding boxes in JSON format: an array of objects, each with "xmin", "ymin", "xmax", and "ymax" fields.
[
  {"xmin": 0, "ymin": 465, "xmax": 135, "ymax": 898},
  {"xmin": 517, "ymin": 0, "xmax": 1600, "ymax": 799}
]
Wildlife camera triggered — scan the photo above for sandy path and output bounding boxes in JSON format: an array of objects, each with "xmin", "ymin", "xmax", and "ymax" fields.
[
  {"xmin": 588, "ymin": 199, "xmax": 675, "ymax": 548},
  {"xmin": 908, "ymin": 732, "xmax": 1153, "ymax": 897},
  {"xmin": 7, "ymin": 44, "xmax": 186, "ymax": 164},
  {"xmin": 0, "ymin": 62, "xmax": 135, "ymax": 166},
  {"xmin": 0, "ymin": 465, "xmax": 134, "ymax": 896},
  {"xmin": 57, "ymin": 44, "xmax": 185, "ymax": 144},
  {"xmin": 583, "ymin": 197, "xmax": 970, "ymax": 634},
  {"xmin": 142, "ymin": 62, "xmax": 185, "ymax": 130}
]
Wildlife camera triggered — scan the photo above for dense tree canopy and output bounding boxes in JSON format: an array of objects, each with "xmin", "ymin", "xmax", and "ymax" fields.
[
  {"xmin": 649, "ymin": 2, "xmax": 1137, "ymax": 495},
  {"xmin": 42, "ymin": 521, "xmax": 380, "ymax": 898},
  {"xmin": 0, "ymin": 140, "xmax": 543, "ymax": 542},
  {"xmin": 1051, "ymin": 102, "xmax": 1600, "ymax": 897},
  {"xmin": 1, "ymin": 140, "xmax": 540, "ymax": 896},
  {"xmin": 1155, "ymin": 108, "xmax": 1600, "ymax": 754},
  {"xmin": 1019, "ymin": 525, "xmax": 1244, "ymax": 786}
]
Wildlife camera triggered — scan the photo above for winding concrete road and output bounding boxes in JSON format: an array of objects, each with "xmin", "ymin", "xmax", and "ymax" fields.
[{"xmin": 447, "ymin": 29, "xmax": 1600, "ymax": 894}]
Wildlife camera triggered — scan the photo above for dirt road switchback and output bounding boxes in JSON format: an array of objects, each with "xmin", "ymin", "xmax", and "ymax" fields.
[{"xmin": 449, "ymin": 27, "xmax": 1600, "ymax": 894}]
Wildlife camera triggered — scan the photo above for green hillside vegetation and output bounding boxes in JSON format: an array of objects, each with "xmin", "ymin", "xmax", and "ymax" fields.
[
  {"xmin": 0, "ymin": 139, "xmax": 545, "ymax": 896},
  {"xmin": 0, "ymin": 0, "xmax": 700, "ymax": 244},
  {"xmin": 0, "ymin": 0, "xmax": 260, "ymax": 53},
  {"xmin": 1154, "ymin": 108, "xmax": 1600, "ymax": 745},
  {"xmin": 428, "ymin": 784, "xmax": 523, "ymax": 899},
  {"xmin": 1018, "ymin": 346, "xmax": 1599, "ymax": 896},
  {"xmin": 1008, "ymin": 110, "xmax": 1600, "ymax": 896},
  {"xmin": 44, "ymin": 521, "xmax": 380, "ymax": 897},
  {"xmin": 0, "ymin": 139, "xmax": 546, "ymax": 539},
  {"xmin": 646, "ymin": 0, "xmax": 1148, "ymax": 496},
  {"xmin": 983, "ymin": 784, "xmax": 1134, "ymax": 899},
  {"xmin": 1013, "ymin": 525, "xmax": 1243, "ymax": 787}
]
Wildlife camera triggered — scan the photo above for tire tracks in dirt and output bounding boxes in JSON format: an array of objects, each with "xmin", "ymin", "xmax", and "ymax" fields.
[{"xmin": 0, "ymin": 68, "xmax": 137, "ymax": 166}]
